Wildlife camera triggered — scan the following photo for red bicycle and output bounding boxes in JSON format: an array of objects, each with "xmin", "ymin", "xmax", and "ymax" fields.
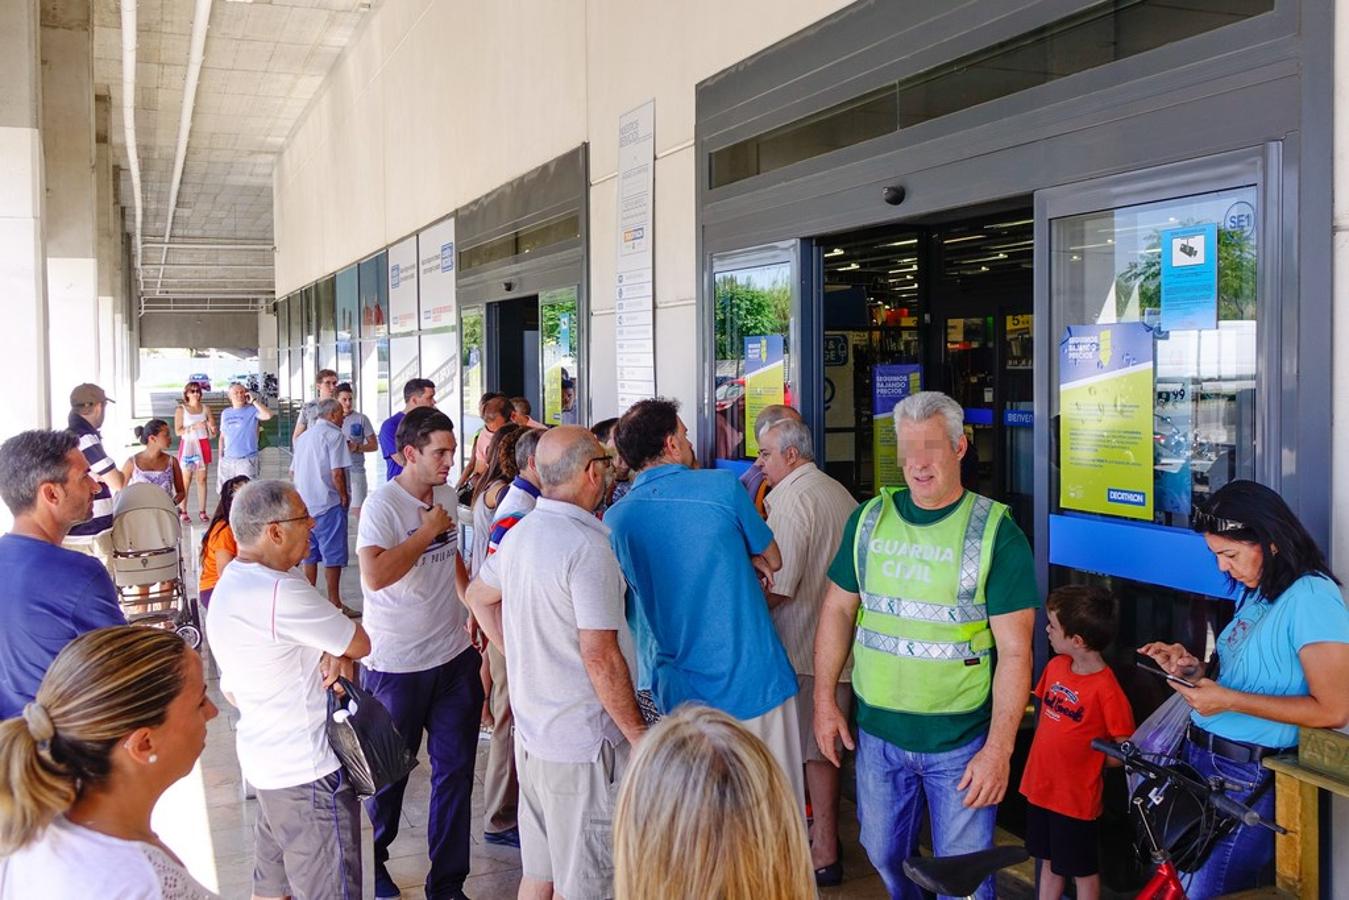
[{"xmin": 901, "ymin": 739, "xmax": 1286, "ymax": 900}]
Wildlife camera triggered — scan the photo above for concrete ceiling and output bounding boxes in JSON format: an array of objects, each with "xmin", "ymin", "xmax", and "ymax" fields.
[{"xmin": 91, "ymin": 0, "xmax": 374, "ymax": 311}]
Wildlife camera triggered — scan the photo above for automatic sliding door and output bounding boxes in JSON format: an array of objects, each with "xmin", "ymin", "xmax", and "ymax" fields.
[{"xmin": 708, "ymin": 242, "xmax": 801, "ymax": 472}]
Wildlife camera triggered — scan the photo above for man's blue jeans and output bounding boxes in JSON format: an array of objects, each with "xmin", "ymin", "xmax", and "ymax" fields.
[
  {"xmin": 856, "ymin": 728, "xmax": 997, "ymax": 900},
  {"xmin": 363, "ymin": 647, "xmax": 484, "ymax": 900}
]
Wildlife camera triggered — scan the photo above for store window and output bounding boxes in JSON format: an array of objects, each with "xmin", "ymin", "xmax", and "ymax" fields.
[
  {"xmin": 359, "ymin": 339, "xmax": 390, "ymax": 485},
  {"xmin": 390, "ymin": 336, "xmax": 420, "ymax": 404},
  {"xmin": 421, "ymin": 331, "xmax": 459, "ymax": 427},
  {"xmin": 712, "ymin": 258, "xmax": 793, "ymax": 464},
  {"xmin": 1050, "ymin": 185, "xmax": 1258, "ymax": 533},
  {"xmin": 315, "ymin": 277, "xmax": 337, "ymax": 375},
  {"xmin": 709, "ymin": 0, "xmax": 1275, "ymax": 189},
  {"xmin": 359, "ymin": 253, "xmax": 389, "ymax": 339},
  {"xmin": 540, "ymin": 287, "xmax": 580, "ymax": 425},
  {"xmin": 335, "ymin": 266, "xmax": 358, "ymax": 384}
]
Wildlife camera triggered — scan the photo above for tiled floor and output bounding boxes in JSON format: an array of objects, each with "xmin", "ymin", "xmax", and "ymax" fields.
[{"xmin": 155, "ymin": 451, "xmax": 1032, "ymax": 898}]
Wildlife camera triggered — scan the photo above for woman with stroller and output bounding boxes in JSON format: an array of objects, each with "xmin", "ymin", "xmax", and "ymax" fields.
[
  {"xmin": 120, "ymin": 419, "xmax": 186, "ymax": 509},
  {"xmin": 0, "ymin": 626, "xmax": 218, "ymax": 897},
  {"xmin": 198, "ymin": 475, "xmax": 248, "ymax": 611},
  {"xmin": 174, "ymin": 381, "xmax": 216, "ymax": 524}
]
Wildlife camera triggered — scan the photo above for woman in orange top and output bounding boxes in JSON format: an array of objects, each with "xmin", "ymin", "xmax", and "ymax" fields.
[{"xmin": 198, "ymin": 475, "xmax": 248, "ymax": 609}]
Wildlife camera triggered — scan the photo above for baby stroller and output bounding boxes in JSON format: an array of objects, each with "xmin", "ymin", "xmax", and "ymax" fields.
[{"xmin": 110, "ymin": 483, "xmax": 202, "ymax": 649}]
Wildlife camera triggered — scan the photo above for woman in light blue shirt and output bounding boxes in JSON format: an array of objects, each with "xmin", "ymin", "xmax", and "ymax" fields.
[{"xmin": 1142, "ymin": 480, "xmax": 1349, "ymax": 897}]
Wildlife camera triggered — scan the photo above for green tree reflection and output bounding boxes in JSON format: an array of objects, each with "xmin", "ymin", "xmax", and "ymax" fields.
[
  {"xmin": 715, "ymin": 274, "xmax": 791, "ymax": 360},
  {"xmin": 1116, "ymin": 224, "xmax": 1257, "ymax": 322}
]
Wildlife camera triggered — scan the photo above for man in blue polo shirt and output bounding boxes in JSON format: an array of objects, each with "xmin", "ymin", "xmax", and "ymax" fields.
[
  {"xmin": 605, "ymin": 397, "xmax": 803, "ymax": 806},
  {"xmin": 0, "ymin": 429, "xmax": 125, "ymax": 719},
  {"xmin": 379, "ymin": 378, "xmax": 436, "ymax": 481}
]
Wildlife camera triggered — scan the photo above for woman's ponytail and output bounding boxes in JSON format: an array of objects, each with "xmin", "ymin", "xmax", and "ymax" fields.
[{"xmin": 0, "ymin": 706, "xmax": 79, "ymax": 855}]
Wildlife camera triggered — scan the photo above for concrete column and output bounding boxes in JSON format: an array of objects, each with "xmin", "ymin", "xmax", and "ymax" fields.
[
  {"xmin": 41, "ymin": 0, "xmax": 99, "ymax": 425},
  {"xmin": 93, "ymin": 92, "xmax": 126, "ymax": 437},
  {"xmin": 0, "ymin": 0, "xmax": 51, "ymax": 434}
]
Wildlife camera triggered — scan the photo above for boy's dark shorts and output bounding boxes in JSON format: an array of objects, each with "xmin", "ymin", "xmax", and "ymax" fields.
[{"xmin": 1025, "ymin": 802, "xmax": 1100, "ymax": 878}]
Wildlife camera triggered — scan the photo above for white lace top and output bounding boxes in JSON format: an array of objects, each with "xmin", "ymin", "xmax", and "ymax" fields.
[{"xmin": 0, "ymin": 816, "xmax": 217, "ymax": 899}]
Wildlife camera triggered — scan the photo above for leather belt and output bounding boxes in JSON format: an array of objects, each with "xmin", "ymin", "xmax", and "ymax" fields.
[{"xmin": 1187, "ymin": 724, "xmax": 1291, "ymax": 764}]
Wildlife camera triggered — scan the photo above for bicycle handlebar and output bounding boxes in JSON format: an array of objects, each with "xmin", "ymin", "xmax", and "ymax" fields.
[{"xmin": 1091, "ymin": 739, "xmax": 1285, "ymax": 833}]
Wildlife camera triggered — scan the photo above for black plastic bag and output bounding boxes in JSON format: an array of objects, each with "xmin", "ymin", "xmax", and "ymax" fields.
[{"xmin": 325, "ymin": 675, "xmax": 417, "ymax": 798}]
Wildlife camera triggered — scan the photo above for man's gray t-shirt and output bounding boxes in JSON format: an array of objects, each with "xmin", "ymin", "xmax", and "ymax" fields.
[{"xmin": 478, "ymin": 497, "xmax": 634, "ymax": 763}]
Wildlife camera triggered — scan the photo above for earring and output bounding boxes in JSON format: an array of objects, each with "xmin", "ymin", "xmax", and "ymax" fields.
[{"xmin": 148, "ymin": 754, "xmax": 158, "ymax": 764}]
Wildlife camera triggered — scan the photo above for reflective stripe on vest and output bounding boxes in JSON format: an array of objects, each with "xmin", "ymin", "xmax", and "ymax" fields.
[{"xmin": 855, "ymin": 625, "xmax": 993, "ymax": 661}]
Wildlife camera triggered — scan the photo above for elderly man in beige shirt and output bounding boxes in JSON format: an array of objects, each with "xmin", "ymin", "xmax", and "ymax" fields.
[{"xmin": 756, "ymin": 416, "xmax": 858, "ymax": 887}]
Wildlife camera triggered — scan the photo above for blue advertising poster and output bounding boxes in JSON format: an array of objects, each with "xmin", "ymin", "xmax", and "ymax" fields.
[
  {"xmin": 744, "ymin": 335, "xmax": 785, "ymax": 456},
  {"xmin": 872, "ymin": 364, "xmax": 922, "ymax": 489},
  {"xmin": 1160, "ymin": 223, "xmax": 1218, "ymax": 332}
]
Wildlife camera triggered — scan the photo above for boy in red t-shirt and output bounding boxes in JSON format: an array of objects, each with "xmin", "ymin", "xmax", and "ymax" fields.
[{"xmin": 1020, "ymin": 585, "xmax": 1136, "ymax": 900}]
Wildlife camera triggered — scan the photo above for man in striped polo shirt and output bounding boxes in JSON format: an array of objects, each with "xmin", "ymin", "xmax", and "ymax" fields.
[{"xmin": 63, "ymin": 384, "xmax": 124, "ymax": 570}]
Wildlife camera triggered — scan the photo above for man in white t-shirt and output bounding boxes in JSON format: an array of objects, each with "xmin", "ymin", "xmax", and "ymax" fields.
[
  {"xmin": 357, "ymin": 407, "xmax": 482, "ymax": 900},
  {"xmin": 467, "ymin": 426, "xmax": 645, "ymax": 900},
  {"xmin": 206, "ymin": 479, "xmax": 371, "ymax": 900}
]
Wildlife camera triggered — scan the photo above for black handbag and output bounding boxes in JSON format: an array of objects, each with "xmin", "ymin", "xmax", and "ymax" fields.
[{"xmin": 325, "ymin": 675, "xmax": 417, "ymax": 798}]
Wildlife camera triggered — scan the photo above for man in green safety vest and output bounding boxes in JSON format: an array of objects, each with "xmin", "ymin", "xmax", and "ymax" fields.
[{"xmin": 813, "ymin": 391, "xmax": 1039, "ymax": 900}]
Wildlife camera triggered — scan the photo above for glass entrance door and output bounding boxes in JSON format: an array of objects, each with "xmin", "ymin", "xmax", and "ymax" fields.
[
  {"xmin": 1036, "ymin": 149, "xmax": 1273, "ymax": 893},
  {"xmin": 708, "ymin": 242, "xmax": 802, "ymax": 472},
  {"xmin": 937, "ymin": 307, "xmax": 1034, "ymax": 530},
  {"xmin": 459, "ymin": 305, "xmax": 486, "ymax": 468},
  {"xmin": 540, "ymin": 287, "xmax": 580, "ymax": 425}
]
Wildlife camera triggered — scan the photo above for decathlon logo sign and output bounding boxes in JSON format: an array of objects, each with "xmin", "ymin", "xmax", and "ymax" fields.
[{"xmin": 1107, "ymin": 488, "xmax": 1147, "ymax": 507}]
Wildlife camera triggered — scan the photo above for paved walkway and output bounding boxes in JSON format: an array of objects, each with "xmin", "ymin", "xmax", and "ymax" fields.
[{"xmin": 151, "ymin": 449, "xmax": 1029, "ymax": 898}]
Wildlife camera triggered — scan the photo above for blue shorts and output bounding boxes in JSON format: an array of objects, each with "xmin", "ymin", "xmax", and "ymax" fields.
[{"xmin": 305, "ymin": 505, "xmax": 349, "ymax": 567}]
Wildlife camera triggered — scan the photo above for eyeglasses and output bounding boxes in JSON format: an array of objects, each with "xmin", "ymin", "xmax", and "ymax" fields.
[
  {"xmin": 587, "ymin": 455, "xmax": 613, "ymax": 468},
  {"xmin": 186, "ymin": 389, "xmax": 202, "ymax": 395},
  {"xmin": 267, "ymin": 513, "xmax": 312, "ymax": 526},
  {"xmin": 1193, "ymin": 510, "xmax": 1248, "ymax": 534}
]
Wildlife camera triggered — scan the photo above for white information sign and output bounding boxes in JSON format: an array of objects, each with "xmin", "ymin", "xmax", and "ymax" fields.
[
  {"xmin": 387, "ymin": 235, "xmax": 419, "ymax": 335},
  {"xmin": 418, "ymin": 217, "xmax": 456, "ymax": 332},
  {"xmin": 615, "ymin": 99, "xmax": 656, "ymax": 409}
]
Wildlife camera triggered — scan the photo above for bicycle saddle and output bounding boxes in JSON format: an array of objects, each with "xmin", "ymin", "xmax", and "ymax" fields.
[{"xmin": 902, "ymin": 845, "xmax": 1029, "ymax": 896}]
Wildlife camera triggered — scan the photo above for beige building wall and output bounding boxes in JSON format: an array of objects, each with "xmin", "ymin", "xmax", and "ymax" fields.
[{"xmin": 273, "ymin": 0, "xmax": 854, "ymax": 432}]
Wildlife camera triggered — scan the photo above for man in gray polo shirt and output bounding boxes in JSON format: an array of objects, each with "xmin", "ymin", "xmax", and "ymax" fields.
[{"xmin": 467, "ymin": 426, "xmax": 645, "ymax": 900}]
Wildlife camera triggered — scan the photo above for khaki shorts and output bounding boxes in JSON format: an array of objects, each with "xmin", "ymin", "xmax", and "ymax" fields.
[
  {"xmin": 796, "ymin": 675, "xmax": 854, "ymax": 764},
  {"xmin": 739, "ymin": 695, "xmax": 806, "ymax": 816},
  {"xmin": 217, "ymin": 454, "xmax": 259, "ymax": 490},
  {"xmin": 516, "ymin": 740, "xmax": 628, "ymax": 900}
]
